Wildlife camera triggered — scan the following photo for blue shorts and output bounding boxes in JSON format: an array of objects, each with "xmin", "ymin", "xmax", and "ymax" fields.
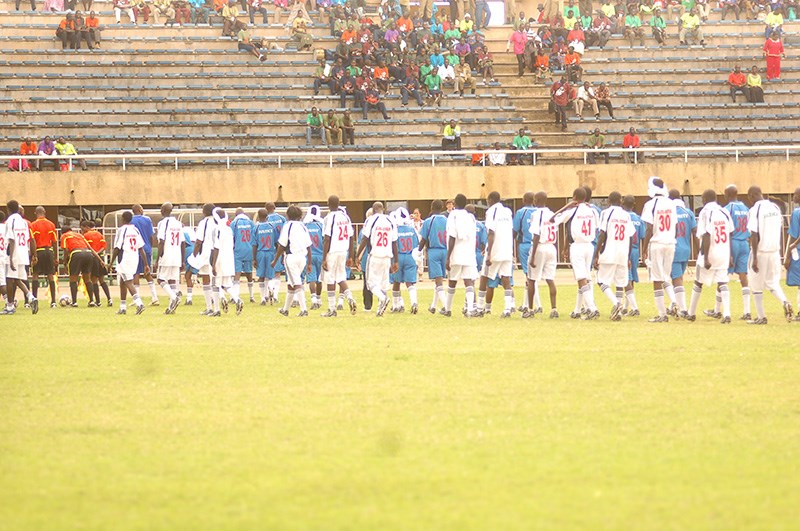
[
  {"xmin": 304, "ymin": 254, "xmax": 323, "ymax": 283},
  {"xmin": 256, "ymin": 250, "xmax": 275, "ymax": 279},
  {"xmin": 136, "ymin": 250, "xmax": 152, "ymax": 275},
  {"xmin": 273, "ymin": 253, "xmax": 285, "ymax": 273},
  {"xmin": 787, "ymin": 256, "xmax": 800, "ymax": 287},
  {"xmin": 629, "ymin": 249, "xmax": 640, "ymax": 283},
  {"xmin": 729, "ymin": 239, "xmax": 750, "ymax": 274},
  {"xmin": 235, "ymin": 256, "xmax": 253, "ymax": 274},
  {"xmin": 187, "ymin": 265, "xmax": 199, "ymax": 275},
  {"xmin": 475, "ymin": 252, "xmax": 484, "ymax": 272},
  {"xmin": 671, "ymin": 260, "xmax": 688, "ymax": 280},
  {"xmin": 518, "ymin": 243, "xmax": 531, "ymax": 274},
  {"xmin": 427, "ymin": 248, "xmax": 446, "ymax": 279},
  {"xmin": 391, "ymin": 254, "xmax": 418, "ymax": 284},
  {"xmin": 487, "ymin": 274, "xmax": 514, "ymax": 289}
]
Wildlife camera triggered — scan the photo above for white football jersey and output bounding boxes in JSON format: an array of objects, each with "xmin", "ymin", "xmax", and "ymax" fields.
[
  {"xmin": 213, "ymin": 223, "xmax": 236, "ymax": 277},
  {"xmin": 362, "ymin": 213, "xmax": 397, "ymax": 259},
  {"xmin": 194, "ymin": 216, "xmax": 217, "ymax": 264},
  {"xmin": 598, "ymin": 205, "xmax": 634, "ymax": 266},
  {"xmin": 530, "ymin": 207, "xmax": 557, "ymax": 245},
  {"xmin": 696, "ymin": 202, "xmax": 733, "ymax": 269},
  {"xmin": 554, "ymin": 203, "xmax": 599, "ymax": 244},
  {"xmin": 747, "ymin": 199, "xmax": 783, "ymax": 253},
  {"xmin": 0, "ymin": 222, "xmax": 7, "ymax": 265},
  {"xmin": 114, "ymin": 224, "xmax": 145, "ymax": 271},
  {"xmin": 323, "ymin": 210, "xmax": 353, "ymax": 254},
  {"xmin": 156, "ymin": 216, "xmax": 185, "ymax": 268},
  {"xmin": 446, "ymin": 209, "xmax": 477, "ymax": 266},
  {"xmin": 5, "ymin": 213, "xmax": 31, "ymax": 266},
  {"xmin": 278, "ymin": 220, "xmax": 312, "ymax": 256},
  {"xmin": 641, "ymin": 196, "xmax": 677, "ymax": 245},
  {"xmin": 484, "ymin": 203, "xmax": 514, "ymax": 261}
]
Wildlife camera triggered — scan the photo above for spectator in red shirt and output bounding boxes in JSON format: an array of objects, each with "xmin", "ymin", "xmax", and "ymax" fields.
[
  {"xmin": 9, "ymin": 137, "xmax": 37, "ymax": 172},
  {"xmin": 728, "ymin": 65, "xmax": 748, "ymax": 102},
  {"xmin": 622, "ymin": 127, "xmax": 642, "ymax": 163},
  {"xmin": 550, "ymin": 76, "xmax": 573, "ymax": 131}
]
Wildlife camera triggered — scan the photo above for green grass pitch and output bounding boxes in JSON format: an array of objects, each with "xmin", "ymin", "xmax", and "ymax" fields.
[{"xmin": 2, "ymin": 281, "xmax": 799, "ymax": 530}]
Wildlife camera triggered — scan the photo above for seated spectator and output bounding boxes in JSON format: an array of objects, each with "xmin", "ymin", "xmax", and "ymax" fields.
[
  {"xmin": 441, "ymin": 120, "xmax": 461, "ymax": 150},
  {"xmin": 595, "ymin": 82, "xmax": 615, "ymax": 119},
  {"xmin": 73, "ymin": 11, "xmax": 94, "ymax": 50},
  {"xmin": 248, "ymin": 0, "xmax": 267, "ymax": 24},
  {"xmin": 600, "ymin": 0, "xmax": 617, "ymax": 30},
  {"xmin": 44, "ymin": 0, "xmax": 64, "ymax": 11},
  {"xmin": 36, "ymin": 136, "xmax": 58, "ymax": 171},
  {"xmin": 323, "ymin": 110, "xmax": 343, "ymax": 145},
  {"xmin": 650, "ymin": 7, "xmax": 667, "ymax": 45},
  {"xmin": 400, "ymin": 73, "xmax": 424, "ymax": 107},
  {"xmin": 56, "ymin": 14, "xmax": 77, "ymax": 50},
  {"xmin": 511, "ymin": 128, "xmax": 535, "ymax": 165},
  {"xmin": 488, "ymin": 142, "xmax": 507, "ymax": 166},
  {"xmin": 114, "ymin": 0, "xmax": 136, "ymax": 23},
  {"xmin": 313, "ymin": 59, "xmax": 334, "ymax": 95},
  {"xmin": 747, "ymin": 65, "xmax": 765, "ymax": 102},
  {"xmin": 8, "ymin": 137, "xmax": 37, "ymax": 172},
  {"xmin": 133, "ymin": 0, "xmax": 151, "ymax": 24},
  {"xmin": 622, "ymin": 127, "xmax": 642, "ymax": 163},
  {"xmin": 589, "ymin": 10, "xmax": 612, "ymax": 48},
  {"xmin": 152, "ymin": 0, "xmax": 175, "ymax": 24},
  {"xmin": 564, "ymin": 0, "xmax": 581, "ymax": 18},
  {"xmin": 373, "ymin": 60, "xmax": 390, "ymax": 95},
  {"xmin": 341, "ymin": 110, "xmax": 355, "ymax": 145},
  {"xmin": 564, "ymin": 46, "xmax": 582, "ymax": 82},
  {"xmin": 533, "ymin": 49, "xmax": 551, "ymax": 84},
  {"xmin": 764, "ymin": 5, "xmax": 784, "ymax": 38},
  {"xmin": 362, "ymin": 87, "xmax": 390, "ymax": 120},
  {"xmin": 282, "ymin": 0, "xmax": 311, "ymax": 27},
  {"xmin": 453, "ymin": 62, "xmax": 476, "ymax": 97},
  {"xmin": 720, "ymin": 0, "xmax": 742, "ymax": 20},
  {"xmin": 575, "ymin": 80, "xmax": 599, "ymax": 120},
  {"xmin": 85, "ymin": 11, "xmax": 101, "ymax": 47},
  {"xmin": 221, "ymin": 1, "xmax": 240, "ymax": 33},
  {"xmin": 292, "ymin": 16, "xmax": 314, "ymax": 50},
  {"xmin": 173, "ymin": 0, "xmax": 191, "ymax": 24},
  {"xmin": 424, "ymin": 69, "xmax": 444, "ymax": 107},
  {"xmin": 306, "ymin": 107, "xmax": 327, "ymax": 146},
  {"xmin": 55, "ymin": 137, "xmax": 88, "ymax": 171},
  {"xmin": 728, "ymin": 65, "xmax": 748, "ymax": 102},
  {"xmin": 437, "ymin": 62, "xmax": 456, "ymax": 88},
  {"xmin": 679, "ymin": 7, "xmax": 704, "ymax": 45},
  {"xmin": 586, "ymin": 129, "xmax": 608, "ymax": 164},
  {"xmin": 188, "ymin": 0, "xmax": 209, "ymax": 24},
  {"xmin": 624, "ymin": 8, "xmax": 645, "ymax": 46},
  {"xmin": 238, "ymin": 24, "xmax": 266, "ymax": 61},
  {"xmin": 459, "ymin": 14, "xmax": 474, "ymax": 33},
  {"xmin": 568, "ymin": 21, "xmax": 586, "ymax": 54},
  {"xmin": 338, "ymin": 71, "xmax": 358, "ymax": 108},
  {"xmin": 476, "ymin": 44, "xmax": 495, "ymax": 83}
]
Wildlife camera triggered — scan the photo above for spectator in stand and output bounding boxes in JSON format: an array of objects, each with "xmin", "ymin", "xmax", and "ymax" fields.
[
  {"xmin": 454, "ymin": 62, "xmax": 476, "ymax": 97},
  {"xmin": 575, "ymin": 81, "xmax": 599, "ymax": 120},
  {"xmin": 15, "ymin": 0, "xmax": 37, "ymax": 10},
  {"xmin": 624, "ymin": 8, "xmax": 645, "ymax": 46},
  {"xmin": 362, "ymin": 86, "xmax": 390, "ymax": 120},
  {"xmin": 507, "ymin": 25, "xmax": 528, "ymax": 77},
  {"xmin": 564, "ymin": 45, "xmax": 582, "ymax": 82},
  {"xmin": 55, "ymin": 137, "xmax": 88, "ymax": 171},
  {"xmin": 600, "ymin": 0, "xmax": 617, "ymax": 30},
  {"xmin": 44, "ymin": 0, "xmax": 63, "ymax": 11},
  {"xmin": 133, "ymin": 0, "xmax": 151, "ymax": 24},
  {"xmin": 341, "ymin": 110, "xmax": 356, "ymax": 145},
  {"xmin": 476, "ymin": 44, "xmax": 495, "ymax": 83},
  {"xmin": 534, "ymin": 49, "xmax": 551, "ymax": 83},
  {"xmin": 8, "ymin": 138, "xmax": 37, "ymax": 172},
  {"xmin": 282, "ymin": 0, "xmax": 311, "ymax": 27},
  {"xmin": 248, "ymin": 0, "xmax": 268, "ymax": 24},
  {"xmin": 37, "ymin": 136, "xmax": 59, "ymax": 171},
  {"xmin": 679, "ymin": 7, "xmax": 704, "ymax": 45},
  {"xmin": 474, "ymin": 0, "xmax": 490, "ymax": 30},
  {"xmin": 511, "ymin": 128, "xmax": 534, "ymax": 165},
  {"xmin": 292, "ymin": 16, "xmax": 314, "ymax": 50},
  {"xmin": 595, "ymin": 82, "xmax": 615, "ymax": 119},
  {"xmin": 400, "ymin": 72, "xmax": 424, "ymax": 106},
  {"xmin": 441, "ymin": 120, "xmax": 461, "ymax": 150},
  {"xmin": 764, "ymin": 5, "xmax": 784, "ymax": 38},
  {"xmin": 306, "ymin": 107, "xmax": 327, "ymax": 146},
  {"xmin": 152, "ymin": 0, "xmax": 175, "ymax": 24},
  {"xmin": 586, "ymin": 128, "xmax": 608, "ymax": 164},
  {"xmin": 764, "ymin": 31, "xmax": 785, "ymax": 79},
  {"xmin": 695, "ymin": 0, "xmax": 710, "ymax": 20},
  {"xmin": 373, "ymin": 60, "xmax": 390, "ymax": 95},
  {"xmin": 512, "ymin": 10, "xmax": 526, "ymax": 28},
  {"xmin": 720, "ymin": 0, "xmax": 742, "ymax": 19},
  {"xmin": 84, "ymin": 11, "xmax": 101, "ymax": 47},
  {"xmin": 438, "ymin": 61, "xmax": 456, "ymax": 89},
  {"xmin": 589, "ymin": 9, "xmax": 612, "ymax": 48},
  {"xmin": 459, "ymin": 13, "xmax": 474, "ymax": 34},
  {"xmin": 568, "ymin": 21, "xmax": 586, "ymax": 54},
  {"xmin": 174, "ymin": 0, "xmax": 192, "ymax": 24},
  {"xmin": 728, "ymin": 65, "xmax": 748, "ymax": 102},
  {"xmin": 114, "ymin": 0, "xmax": 136, "ymax": 23},
  {"xmin": 564, "ymin": 0, "xmax": 581, "ymax": 17},
  {"xmin": 238, "ymin": 24, "xmax": 266, "ymax": 61},
  {"xmin": 747, "ymin": 66, "xmax": 764, "ymax": 102},
  {"xmin": 650, "ymin": 7, "xmax": 667, "ymax": 44},
  {"xmin": 622, "ymin": 127, "xmax": 642, "ymax": 163},
  {"xmin": 550, "ymin": 76, "xmax": 572, "ymax": 131},
  {"xmin": 488, "ymin": 142, "xmax": 507, "ymax": 166},
  {"xmin": 424, "ymin": 68, "xmax": 444, "ymax": 107},
  {"xmin": 189, "ymin": 0, "xmax": 209, "ymax": 24},
  {"xmin": 323, "ymin": 109, "xmax": 343, "ymax": 145},
  {"xmin": 339, "ymin": 70, "xmax": 358, "ymax": 108},
  {"xmin": 73, "ymin": 11, "xmax": 94, "ymax": 49},
  {"xmin": 313, "ymin": 59, "xmax": 334, "ymax": 95},
  {"xmin": 56, "ymin": 14, "xmax": 77, "ymax": 50}
]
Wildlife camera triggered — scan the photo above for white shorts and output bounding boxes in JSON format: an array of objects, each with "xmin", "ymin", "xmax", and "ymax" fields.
[
  {"xmin": 0, "ymin": 262, "xmax": 6, "ymax": 287},
  {"xmin": 5, "ymin": 262, "xmax": 28, "ymax": 281},
  {"xmin": 449, "ymin": 264, "xmax": 478, "ymax": 281},
  {"xmin": 569, "ymin": 242, "xmax": 594, "ymax": 281},
  {"xmin": 648, "ymin": 243, "xmax": 675, "ymax": 283},
  {"xmin": 216, "ymin": 275, "xmax": 234, "ymax": 289},
  {"xmin": 321, "ymin": 252, "xmax": 347, "ymax": 285},
  {"xmin": 481, "ymin": 259, "xmax": 512, "ymax": 280},
  {"xmin": 157, "ymin": 265, "xmax": 180, "ymax": 283},
  {"xmin": 597, "ymin": 263, "xmax": 628, "ymax": 288},
  {"xmin": 366, "ymin": 255, "xmax": 391, "ymax": 294},
  {"xmin": 528, "ymin": 245, "xmax": 556, "ymax": 281},
  {"xmin": 117, "ymin": 258, "xmax": 139, "ymax": 281},
  {"xmin": 696, "ymin": 266, "xmax": 728, "ymax": 286},
  {"xmin": 748, "ymin": 251, "xmax": 781, "ymax": 292},
  {"xmin": 285, "ymin": 253, "xmax": 306, "ymax": 286}
]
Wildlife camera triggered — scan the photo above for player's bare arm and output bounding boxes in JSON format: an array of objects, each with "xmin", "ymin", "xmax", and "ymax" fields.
[
  {"xmin": 7, "ymin": 239, "xmax": 16, "ymax": 271},
  {"xmin": 271, "ymin": 243, "xmax": 286, "ymax": 268},
  {"xmin": 529, "ymin": 234, "xmax": 540, "ymax": 269},
  {"xmin": 321, "ymin": 234, "xmax": 331, "ymax": 271},
  {"xmin": 156, "ymin": 237, "xmax": 165, "ymax": 271},
  {"xmin": 391, "ymin": 241, "xmax": 399, "ymax": 274},
  {"xmin": 355, "ymin": 235, "xmax": 369, "ymax": 270},
  {"xmin": 485, "ymin": 230, "xmax": 494, "ymax": 267},
  {"xmin": 306, "ymin": 247, "xmax": 313, "ymax": 274},
  {"xmin": 641, "ymin": 225, "xmax": 653, "ymax": 262},
  {"xmin": 139, "ymin": 248, "xmax": 151, "ymax": 275},
  {"xmin": 701, "ymin": 232, "xmax": 711, "ymax": 270},
  {"xmin": 750, "ymin": 232, "xmax": 760, "ymax": 272},
  {"xmin": 210, "ymin": 247, "xmax": 219, "ymax": 277},
  {"xmin": 595, "ymin": 230, "xmax": 607, "ymax": 269},
  {"xmin": 445, "ymin": 235, "xmax": 455, "ymax": 271}
]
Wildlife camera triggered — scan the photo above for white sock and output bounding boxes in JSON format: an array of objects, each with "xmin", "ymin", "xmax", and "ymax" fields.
[
  {"xmin": 282, "ymin": 287, "xmax": 293, "ymax": 311},
  {"xmin": 229, "ymin": 282, "xmax": 240, "ymax": 303},
  {"xmin": 132, "ymin": 294, "xmax": 143, "ymax": 308},
  {"xmin": 465, "ymin": 286, "xmax": 475, "ymax": 313},
  {"xmin": 203, "ymin": 285, "xmax": 212, "ymax": 310},
  {"xmin": 159, "ymin": 280, "xmax": 175, "ymax": 300},
  {"xmin": 754, "ymin": 291, "xmax": 765, "ymax": 319},
  {"xmin": 247, "ymin": 281, "xmax": 254, "ymax": 299},
  {"xmin": 259, "ymin": 281, "xmax": 267, "ymax": 300},
  {"xmin": 675, "ymin": 285, "xmax": 686, "ymax": 312},
  {"xmin": 485, "ymin": 302, "xmax": 492, "ymax": 312},
  {"xmin": 626, "ymin": 288, "xmax": 638, "ymax": 311},
  {"xmin": 573, "ymin": 289, "xmax": 583, "ymax": 314},
  {"xmin": 186, "ymin": 286, "xmax": 193, "ymax": 301},
  {"xmin": 344, "ymin": 289, "xmax": 354, "ymax": 302},
  {"xmin": 148, "ymin": 280, "xmax": 158, "ymax": 301},
  {"xmin": 477, "ymin": 289, "xmax": 486, "ymax": 311},
  {"xmin": 408, "ymin": 285, "xmax": 417, "ymax": 306},
  {"xmin": 582, "ymin": 284, "xmax": 597, "ymax": 311},
  {"xmin": 654, "ymin": 288, "xmax": 666, "ymax": 316},
  {"xmin": 327, "ymin": 289, "xmax": 336, "ymax": 310},
  {"xmin": 392, "ymin": 290, "xmax": 402, "ymax": 308},
  {"xmin": 715, "ymin": 290, "xmax": 722, "ymax": 313},
  {"xmin": 504, "ymin": 288, "xmax": 514, "ymax": 312},
  {"xmin": 720, "ymin": 284, "xmax": 731, "ymax": 317},
  {"xmin": 211, "ymin": 286, "xmax": 220, "ymax": 312},
  {"xmin": 664, "ymin": 282, "xmax": 676, "ymax": 306},
  {"xmin": 296, "ymin": 288, "xmax": 307, "ymax": 311},
  {"xmin": 742, "ymin": 287, "xmax": 751, "ymax": 315},
  {"xmin": 601, "ymin": 284, "xmax": 617, "ymax": 305},
  {"xmin": 769, "ymin": 285, "xmax": 788, "ymax": 304},
  {"xmin": 533, "ymin": 282, "xmax": 542, "ymax": 309},
  {"xmin": 689, "ymin": 283, "xmax": 702, "ymax": 316},
  {"xmin": 119, "ymin": 300, "xmax": 127, "ymax": 311},
  {"xmin": 273, "ymin": 279, "xmax": 282, "ymax": 300},
  {"xmin": 445, "ymin": 287, "xmax": 456, "ymax": 312}
]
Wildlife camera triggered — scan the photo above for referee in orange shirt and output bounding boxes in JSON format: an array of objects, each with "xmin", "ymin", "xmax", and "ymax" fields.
[
  {"xmin": 60, "ymin": 228, "xmax": 103, "ymax": 307},
  {"xmin": 81, "ymin": 220, "xmax": 113, "ymax": 306},
  {"xmin": 30, "ymin": 206, "xmax": 59, "ymax": 308}
]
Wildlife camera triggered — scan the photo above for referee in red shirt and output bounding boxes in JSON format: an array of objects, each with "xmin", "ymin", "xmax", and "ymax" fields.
[{"xmin": 30, "ymin": 206, "xmax": 59, "ymax": 308}]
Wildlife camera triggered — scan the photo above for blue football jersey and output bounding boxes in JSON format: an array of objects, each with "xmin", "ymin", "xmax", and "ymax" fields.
[
  {"xmin": 420, "ymin": 214, "xmax": 448, "ymax": 249},
  {"xmin": 306, "ymin": 220, "xmax": 324, "ymax": 256},
  {"xmin": 725, "ymin": 200, "xmax": 750, "ymax": 241},
  {"xmin": 475, "ymin": 221, "xmax": 488, "ymax": 253},
  {"xmin": 513, "ymin": 206, "xmax": 537, "ymax": 245},
  {"xmin": 674, "ymin": 206, "xmax": 697, "ymax": 262},
  {"xmin": 230, "ymin": 216, "xmax": 256, "ymax": 259},
  {"xmin": 629, "ymin": 212, "xmax": 646, "ymax": 251},
  {"xmin": 267, "ymin": 213, "xmax": 286, "ymax": 235},
  {"xmin": 396, "ymin": 225, "xmax": 420, "ymax": 255},
  {"xmin": 254, "ymin": 221, "xmax": 278, "ymax": 253}
]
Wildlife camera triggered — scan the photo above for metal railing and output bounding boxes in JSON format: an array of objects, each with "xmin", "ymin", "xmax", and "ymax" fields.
[{"xmin": 3, "ymin": 144, "xmax": 800, "ymax": 170}]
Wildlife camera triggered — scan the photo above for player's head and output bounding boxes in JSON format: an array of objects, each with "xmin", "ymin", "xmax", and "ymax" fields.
[
  {"xmin": 202, "ymin": 203, "xmax": 215, "ymax": 217},
  {"xmin": 235, "ymin": 207, "xmax": 245, "ymax": 217},
  {"xmin": 327, "ymin": 195, "xmax": 340, "ymax": 210},
  {"xmin": 286, "ymin": 205, "xmax": 302, "ymax": 221},
  {"xmin": 668, "ymin": 188, "xmax": 680, "ymax": 200},
  {"xmin": 160, "ymin": 202, "xmax": 173, "ymax": 217},
  {"xmin": 430, "ymin": 199, "xmax": 443, "ymax": 213},
  {"xmin": 6, "ymin": 200, "xmax": 19, "ymax": 214},
  {"xmin": 702, "ymin": 189, "xmax": 717, "ymax": 205},
  {"xmin": 487, "ymin": 191, "xmax": 501, "ymax": 206},
  {"xmin": 608, "ymin": 191, "xmax": 622, "ymax": 206},
  {"xmin": 35, "ymin": 206, "xmax": 46, "ymax": 218},
  {"xmin": 648, "ymin": 176, "xmax": 667, "ymax": 198},
  {"xmin": 523, "ymin": 191, "xmax": 534, "ymax": 205},
  {"xmin": 364, "ymin": 207, "xmax": 374, "ymax": 219},
  {"xmin": 794, "ymin": 187, "xmax": 800, "ymax": 203},
  {"xmin": 0, "ymin": 211, "xmax": 5, "ymax": 223},
  {"xmin": 257, "ymin": 208, "xmax": 268, "ymax": 221},
  {"xmin": 724, "ymin": 184, "xmax": 738, "ymax": 201},
  {"xmin": 465, "ymin": 204, "xmax": 476, "ymax": 215},
  {"xmin": 454, "ymin": 194, "xmax": 467, "ymax": 209},
  {"xmin": 80, "ymin": 220, "xmax": 92, "ymax": 232},
  {"xmin": 265, "ymin": 201, "xmax": 276, "ymax": 213},
  {"xmin": 212, "ymin": 208, "xmax": 228, "ymax": 224},
  {"xmin": 132, "ymin": 204, "xmax": 143, "ymax": 215},
  {"xmin": 582, "ymin": 185, "xmax": 593, "ymax": 200},
  {"xmin": 445, "ymin": 199, "xmax": 455, "ymax": 211},
  {"xmin": 747, "ymin": 186, "xmax": 763, "ymax": 203},
  {"xmin": 622, "ymin": 194, "xmax": 635, "ymax": 211},
  {"xmin": 372, "ymin": 201, "xmax": 384, "ymax": 214},
  {"xmin": 122, "ymin": 211, "xmax": 133, "ymax": 224},
  {"xmin": 572, "ymin": 187, "xmax": 586, "ymax": 203},
  {"xmin": 534, "ymin": 191, "xmax": 547, "ymax": 207}
]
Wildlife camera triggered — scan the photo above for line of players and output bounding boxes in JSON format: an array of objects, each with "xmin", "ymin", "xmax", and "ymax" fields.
[{"xmin": 2, "ymin": 181, "xmax": 800, "ymax": 322}]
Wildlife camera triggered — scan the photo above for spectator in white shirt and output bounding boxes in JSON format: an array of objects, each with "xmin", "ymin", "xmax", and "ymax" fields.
[
  {"xmin": 488, "ymin": 142, "xmax": 507, "ymax": 166},
  {"xmin": 574, "ymin": 81, "xmax": 599, "ymax": 120}
]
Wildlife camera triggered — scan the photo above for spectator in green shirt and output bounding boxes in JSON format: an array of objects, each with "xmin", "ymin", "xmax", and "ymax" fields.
[
  {"xmin": 424, "ymin": 71, "xmax": 443, "ymax": 106},
  {"xmin": 323, "ymin": 109, "xmax": 343, "ymax": 146},
  {"xmin": 650, "ymin": 7, "xmax": 667, "ymax": 45},
  {"xmin": 511, "ymin": 128, "xmax": 535, "ymax": 165},
  {"xmin": 586, "ymin": 128, "xmax": 608, "ymax": 164},
  {"xmin": 306, "ymin": 106, "xmax": 326, "ymax": 146},
  {"xmin": 624, "ymin": 9, "xmax": 644, "ymax": 46},
  {"xmin": 442, "ymin": 119, "xmax": 461, "ymax": 150},
  {"xmin": 679, "ymin": 7, "xmax": 704, "ymax": 45},
  {"xmin": 55, "ymin": 137, "xmax": 88, "ymax": 170}
]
